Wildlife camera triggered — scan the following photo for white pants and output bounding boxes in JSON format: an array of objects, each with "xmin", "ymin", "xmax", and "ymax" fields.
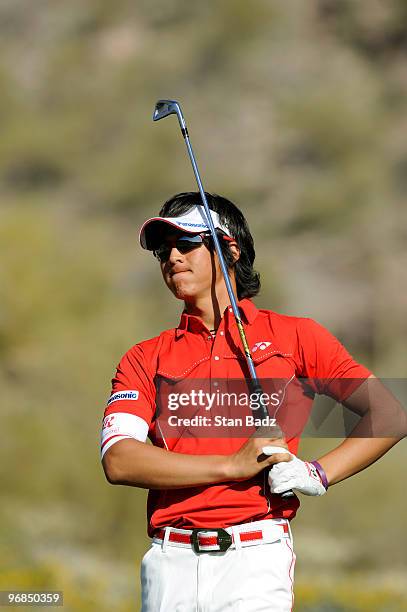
[{"xmin": 141, "ymin": 520, "xmax": 295, "ymax": 612}]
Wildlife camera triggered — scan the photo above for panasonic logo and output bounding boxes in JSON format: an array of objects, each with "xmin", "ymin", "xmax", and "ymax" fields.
[
  {"xmin": 178, "ymin": 222, "xmax": 207, "ymax": 228},
  {"xmin": 107, "ymin": 390, "xmax": 139, "ymax": 406}
]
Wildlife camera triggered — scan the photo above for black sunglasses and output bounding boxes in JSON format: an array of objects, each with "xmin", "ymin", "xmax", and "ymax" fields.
[
  {"xmin": 153, "ymin": 231, "xmax": 233, "ymax": 263},
  {"xmin": 153, "ymin": 233, "xmax": 210, "ymax": 263}
]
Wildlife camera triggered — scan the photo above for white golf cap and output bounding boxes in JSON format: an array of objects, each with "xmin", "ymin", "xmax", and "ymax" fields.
[{"xmin": 139, "ymin": 205, "xmax": 232, "ymax": 250}]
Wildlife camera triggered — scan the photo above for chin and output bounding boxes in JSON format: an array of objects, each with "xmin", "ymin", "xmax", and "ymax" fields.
[{"xmin": 170, "ymin": 282, "xmax": 198, "ymax": 300}]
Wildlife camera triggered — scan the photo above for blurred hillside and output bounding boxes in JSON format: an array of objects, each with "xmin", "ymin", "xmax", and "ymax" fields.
[{"xmin": 0, "ymin": 1, "xmax": 406, "ymax": 610}]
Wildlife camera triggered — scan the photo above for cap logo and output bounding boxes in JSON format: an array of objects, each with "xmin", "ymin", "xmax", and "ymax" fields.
[{"xmin": 178, "ymin": 221, "xmax": 208, "ymax": 228}]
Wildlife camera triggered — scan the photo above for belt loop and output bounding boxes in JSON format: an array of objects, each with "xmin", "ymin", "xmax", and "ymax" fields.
[
  {"xmin": 231, "ymin": 526, "xmax": 241, "ymax": 551},
  {"xmin": 162, "ymin": 526, "xmax": 171, "ymax": 553}
]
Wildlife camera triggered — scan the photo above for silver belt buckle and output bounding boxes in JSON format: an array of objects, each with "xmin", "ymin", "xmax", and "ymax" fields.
[{"xmin": 190, "ymin": 528, "xmax": 232, "ymax": 553}]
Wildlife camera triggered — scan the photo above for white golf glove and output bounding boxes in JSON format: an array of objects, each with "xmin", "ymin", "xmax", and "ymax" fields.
[{"xmin": 262, "ymin": 447, "xmax": 327, "ymax": 497}]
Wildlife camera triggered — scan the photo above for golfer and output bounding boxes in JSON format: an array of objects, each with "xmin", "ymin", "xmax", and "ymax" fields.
[{"xmin": 101, "ymin": 191, "xmax": 404, "ymax": 611}]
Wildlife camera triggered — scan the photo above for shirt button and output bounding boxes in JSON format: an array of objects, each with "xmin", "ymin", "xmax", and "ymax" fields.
[
  {"xmin": 229, "ymin": 308, "xmax": 232, "ymax": 313},
  {"xmin": 219, "ymin": 331, "xmax": 224, "ymax": 336},
  {"xmin": 213, "ymin": 381, "xmax": 219, "ymax": 387},
  {"xmin": 214, "ymin": 356, "xmax": 220, "ymax": 361}
]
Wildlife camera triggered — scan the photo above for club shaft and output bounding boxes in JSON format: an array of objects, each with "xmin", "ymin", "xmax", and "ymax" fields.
[
  {"xmin": 182, "ymin": 129, "xmax": 293, "ymax": 496},
  {"xmin": 183, "ymin": 134, "xmax": 261, "ymax": 381}
]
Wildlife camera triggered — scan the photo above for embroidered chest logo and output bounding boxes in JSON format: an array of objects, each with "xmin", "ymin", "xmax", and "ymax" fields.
[{"xmin": 251, "ymin": 341, "xmax": 272, "ymax": 353}]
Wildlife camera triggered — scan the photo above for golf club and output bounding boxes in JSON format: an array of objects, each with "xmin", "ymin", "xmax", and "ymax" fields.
[{"xmin": 153, "ymin": 99, "xmax": 293, "ymax": 496}]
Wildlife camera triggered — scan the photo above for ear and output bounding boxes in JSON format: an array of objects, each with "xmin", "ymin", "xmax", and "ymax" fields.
[{"xmin": 228, "ymin": 241, "xmax": 240, "ymax": 264}]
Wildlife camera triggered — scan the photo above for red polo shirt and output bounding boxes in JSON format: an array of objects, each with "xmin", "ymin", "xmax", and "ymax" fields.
[{"xmin": 103, "ymin": 299, "xmax": 370, "ymax": 536}]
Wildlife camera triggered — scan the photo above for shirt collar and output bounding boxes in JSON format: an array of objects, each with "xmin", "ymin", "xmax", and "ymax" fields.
[{"xmin": 176, "ymin": 298, "xmax": 258, "ymax": 338}]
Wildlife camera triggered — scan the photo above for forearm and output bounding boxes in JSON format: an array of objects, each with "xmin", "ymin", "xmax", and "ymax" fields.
[
  {"xmin": 102, "ymin": 438, "xmax": 230, "ymax": 489},
  {"xmin": 319, "ymin": 376, "xmax": 406, "ymax": 486},
  {"xmin": 316, "ymin": 436, "xmax": 401, "ymax": 486},
  {"xmin": 102, "ymin": 434, "xmax": 289, "ymax": 490}
]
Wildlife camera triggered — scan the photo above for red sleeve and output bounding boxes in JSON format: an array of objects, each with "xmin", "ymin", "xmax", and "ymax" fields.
[
  {"xmin": 104, "ymin": 344, "xmax": 156, "ymax": 426},
  {"xmin": 296, "ymin": 318, "xmax": 372, "ymax": 401}
]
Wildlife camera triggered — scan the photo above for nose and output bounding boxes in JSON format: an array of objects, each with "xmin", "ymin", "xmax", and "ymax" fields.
[{"xmin": 167, "ymin": 245, "xmax": 184, "ymax": 263}]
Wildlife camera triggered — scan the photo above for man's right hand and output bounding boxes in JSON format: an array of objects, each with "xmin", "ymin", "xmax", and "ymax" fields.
[{"xmin": 225, "ymin": 436, "xmax": 291, "ymax": 481}]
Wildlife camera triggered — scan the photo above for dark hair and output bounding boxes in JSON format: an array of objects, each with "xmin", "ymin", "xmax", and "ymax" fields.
[{"xmin": 158, "ymin": 192, "xmax": 261, "ymax": 300}]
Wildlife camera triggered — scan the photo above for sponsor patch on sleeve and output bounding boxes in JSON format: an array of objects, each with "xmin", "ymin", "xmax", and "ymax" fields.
[
  {"xmin": 100, "ymin": 411, "xmax": 149, "ymax": 458},
  {"xmin": 107, "ymin": 390, "xmax": 139, "ymax": 406}
]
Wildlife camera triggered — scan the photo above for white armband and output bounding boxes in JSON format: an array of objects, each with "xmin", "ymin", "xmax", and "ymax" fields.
[{"xmin": 100, "ymin": 412, "xmax": 149, "ymax": 459}]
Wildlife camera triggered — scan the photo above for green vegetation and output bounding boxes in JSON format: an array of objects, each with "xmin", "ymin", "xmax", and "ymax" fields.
[{"xmin": 1, "ymin": 1, "xmax": 406, "ymax": 609}]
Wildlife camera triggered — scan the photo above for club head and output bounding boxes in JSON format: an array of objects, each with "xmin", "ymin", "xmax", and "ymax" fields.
[{"xmin": 153, "ymin": 100, "xmax": 180, "ymax": 121}]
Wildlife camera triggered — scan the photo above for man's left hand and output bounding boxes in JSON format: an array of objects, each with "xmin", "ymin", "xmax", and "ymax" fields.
[{"xmin": 268, "ymin": 454, "xmax": 327, "ymax": 496}]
